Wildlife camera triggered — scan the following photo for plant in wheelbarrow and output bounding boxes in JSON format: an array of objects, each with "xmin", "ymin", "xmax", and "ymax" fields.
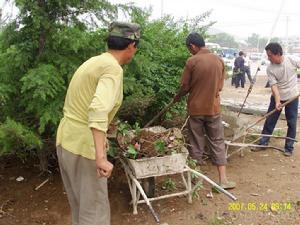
[{"xmin": 117, "ymin": 125, "xmax": 189, "ymax": 197}]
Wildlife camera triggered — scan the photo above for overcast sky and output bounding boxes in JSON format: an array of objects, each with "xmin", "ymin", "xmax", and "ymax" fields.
[
  {"xmin": 111, "ymin": 0, "xmax": 300, "ymax": 39},
  {"xmin": 1, "ymin": 0, "xmax": 300, "ymax": 39}
]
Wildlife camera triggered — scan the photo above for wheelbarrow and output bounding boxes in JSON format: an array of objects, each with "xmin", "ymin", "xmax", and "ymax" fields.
[{"xmin": 119, "ymin": 151, "xmax": 237, "ymax": 224}]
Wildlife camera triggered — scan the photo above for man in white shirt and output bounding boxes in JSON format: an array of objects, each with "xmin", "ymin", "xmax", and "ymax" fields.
[
  {"xmin": 257, "ymin": 42, "xmax": 300, "ymax": 156},
  {"xmin": 243, "ymin": 53, "xmax": 253, "ymax": 83}
]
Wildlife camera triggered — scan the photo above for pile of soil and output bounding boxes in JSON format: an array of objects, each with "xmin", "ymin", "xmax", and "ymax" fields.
[{"xmin": 117, "ymin": 127, "xmax": 186, "ymax": 159}]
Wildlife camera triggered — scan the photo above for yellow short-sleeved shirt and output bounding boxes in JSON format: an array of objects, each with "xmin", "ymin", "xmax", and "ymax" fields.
[{"xmin": 56, "ymin": 52, "xmax": 123, "ymax": 160}]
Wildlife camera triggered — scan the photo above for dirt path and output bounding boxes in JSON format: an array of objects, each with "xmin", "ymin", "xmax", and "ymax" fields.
[{"xmin": 1, "ymin": 75, "xmax": 300, "ymax": 225}]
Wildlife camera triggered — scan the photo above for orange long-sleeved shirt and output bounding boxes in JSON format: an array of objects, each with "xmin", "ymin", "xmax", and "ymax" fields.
[{"xmin": 180, "ymin": 48, "xmax": 225, "ymax": 116}]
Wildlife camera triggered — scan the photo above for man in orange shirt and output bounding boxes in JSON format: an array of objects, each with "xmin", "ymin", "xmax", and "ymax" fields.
[{"xmin": 174, "ymin": 32, "xmax": 235, "ymax": 189}]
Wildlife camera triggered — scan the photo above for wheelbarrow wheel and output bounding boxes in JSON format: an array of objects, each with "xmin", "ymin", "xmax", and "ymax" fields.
[{"xmin": 142, "ymin": 177, "xmax": 155, "ymax": 198}]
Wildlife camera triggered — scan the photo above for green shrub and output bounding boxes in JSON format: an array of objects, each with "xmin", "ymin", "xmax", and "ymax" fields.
[
  {"xmin": 0, "ymin": 1, "xmax": 213, "ymax": 168},
  {"xmin": 0, "ymin": 118, "xmax": 42, "ymax": 158}
]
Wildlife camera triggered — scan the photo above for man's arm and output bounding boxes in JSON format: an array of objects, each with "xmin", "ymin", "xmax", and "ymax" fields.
[
  {"xmin": 91, "ymin": 128, "xmax": 113, "ymax": 178},
  {"xmin": 88, "ymin": 68, "xmax": 122, "ymax": 178},
  {"xmin": 219, "ymin": 60, "xmax": 226, "ymax": 91},
  {"xmin": 271, "ymin": 84, "xmax": 282, "ymax": 111},
  {"xmin": 288, "ymin": 55, "xmax": 300, "ymax": 68},
  {"xmin": 173, "ymin": 61, "xmax": 191, "ymax": 102},
  {"xmin": 173, "ymin": 83, "xmax": 190, "ymax": 102}
]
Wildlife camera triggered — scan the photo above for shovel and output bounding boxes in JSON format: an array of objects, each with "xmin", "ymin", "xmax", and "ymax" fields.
[
  {"xmin": 233, "ymin": 93, "xmax": 300, "ymax": 141},
  {"xmin": 144, "ymin": 100, "xmax": 175, "ymax": 128},
  {"xmin": 141, "ymin": 99, "xmax": 175, "ymax": 199}
]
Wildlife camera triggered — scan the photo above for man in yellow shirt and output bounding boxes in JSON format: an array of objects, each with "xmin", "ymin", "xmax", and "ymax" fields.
[{"xmin": 56, "ymin": 21, "xmax": 140, "ymax": 225}]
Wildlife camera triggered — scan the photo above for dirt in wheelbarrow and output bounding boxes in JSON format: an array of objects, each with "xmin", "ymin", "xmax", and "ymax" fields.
[{"xmin": 1, "ymin": 75, "xmax": 300, "ymax": 225}]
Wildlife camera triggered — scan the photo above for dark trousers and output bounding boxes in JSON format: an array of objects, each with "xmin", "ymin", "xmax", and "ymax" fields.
[
  {"xmin": 235, "ymin": 73, "xmax": 245, "ymax": 88},
  {"xmin": 259, "ymin": 95, "xmax": 298, "ymax": 152},
  {"xmin": 231, "ymin": 75, "xmax": 236, "ymax": 86}
]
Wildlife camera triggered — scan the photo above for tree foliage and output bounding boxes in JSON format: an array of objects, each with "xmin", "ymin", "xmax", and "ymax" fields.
[
  {"xmin": 246, "ymin": 33, "xmax": 280, "ymax": 51},
  {"xmin": 209, "ymin": 32, "xmax": 239, "ymax": 48},
  {"xmin": 0, "ymin": 0, "xmax": 213, "ymax": 168},
  {"xmin": 0, "ymin": 0, "xmax": 117, "ymax": 166}
]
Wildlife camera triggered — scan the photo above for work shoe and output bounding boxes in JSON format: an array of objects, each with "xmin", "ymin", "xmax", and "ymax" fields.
[
  {"xmin": 283, "ymin": 151, "xmax": 293, "ymax": 157},
  {"xmin": 220, "ymin": 181, "xmax": 236, "ymax": 190}
]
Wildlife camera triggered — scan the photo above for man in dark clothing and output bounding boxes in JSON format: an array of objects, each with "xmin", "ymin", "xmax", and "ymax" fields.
[
  {"xmin": 233, "ymin": 51, "xmax": 245, "ymax": 88},
  {"xmin": 174, "ymin": 32, "xmax": 235, "ymax": 189},
  {"xmin": 231, "ymin": 52, "xmax": 238, "ymax": 86}
]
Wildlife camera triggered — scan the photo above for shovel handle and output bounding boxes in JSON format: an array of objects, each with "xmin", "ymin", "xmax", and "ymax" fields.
[
  {"xmin": 246, "ymin": 93, "xmax": 300, "ymax": 132},
  {"xmin": 144, "ymin": 100, "xmax": 174, "ymax": 128}
]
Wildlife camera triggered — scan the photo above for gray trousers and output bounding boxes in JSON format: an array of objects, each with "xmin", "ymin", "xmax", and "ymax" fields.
[
  {"xmin": 57, "ymin": 146, "xmax": 110, "ymax": 225},
  {"xmin": 187, "ymin": 115, "xmax": 227, "ymax": 166}
]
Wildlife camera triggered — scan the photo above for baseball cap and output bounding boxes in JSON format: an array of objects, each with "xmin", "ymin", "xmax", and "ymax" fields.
[{"xmin": 108, "ymin": 21, "xmax": 141, "ymax": 41}]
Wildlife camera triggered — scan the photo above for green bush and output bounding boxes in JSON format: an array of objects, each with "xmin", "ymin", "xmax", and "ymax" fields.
[
  {"xmin": 0, "ymin": 1, "xmax": 213, "ymax": 168},
  {"xmin": 0, "ymin": 118, "xmax": 42, "ymax": 158}
]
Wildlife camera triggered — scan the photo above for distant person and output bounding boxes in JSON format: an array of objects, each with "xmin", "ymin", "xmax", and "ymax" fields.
[
  {"xmin": 233, "ymin": 51, "xmax": 245, "ymax": 88},
  {"xmin": 243, "ymin": 53, "xmax": 253, "ymax": 83},
  {"xmin": 56, "ymin": 21, "xmax": 141, "ymax": 225},
  {"xmin": 174, "ymin": 32, "xmax": 235, "ymax": 189},
  {"xmin": 255, "ymin": 42, "xmax": 300, "ymax": 157},
  {"xmin": 231, "ymin": 52, "xmax": 238, "ymax": 86}
]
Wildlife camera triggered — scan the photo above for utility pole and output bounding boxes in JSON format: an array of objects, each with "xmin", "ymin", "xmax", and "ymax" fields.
[
  {"xmin": 160, "ymin": 0, "xmax": 164, "ymax": 18},
  {"xmin": 285, "ymin": 16, "xmax": 289, "ymax": 53},
  {"xmin": 0, "ymin": 0, "xmax": 11, "ymax": 27}
]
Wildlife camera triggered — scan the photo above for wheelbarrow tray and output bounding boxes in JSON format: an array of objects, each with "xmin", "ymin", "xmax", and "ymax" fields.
[{"xmin": 126, "ymin": 151, "xmax": 188, "ymax": 179}]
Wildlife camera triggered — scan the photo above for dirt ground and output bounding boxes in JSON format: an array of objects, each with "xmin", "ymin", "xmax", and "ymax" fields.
[{"xmin": 1, "ymin": 75, "xmax": 300, "ymax": 225}]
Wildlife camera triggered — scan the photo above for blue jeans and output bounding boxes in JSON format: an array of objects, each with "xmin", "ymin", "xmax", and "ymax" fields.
[{"xmin": 259, "ymin": 95, "xmax": 298, "ymax": 152}]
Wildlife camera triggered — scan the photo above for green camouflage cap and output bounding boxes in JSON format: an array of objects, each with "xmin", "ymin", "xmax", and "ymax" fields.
[{"xmin": 109, "ymin": 21, "xmax": 141, "ymax": 40}]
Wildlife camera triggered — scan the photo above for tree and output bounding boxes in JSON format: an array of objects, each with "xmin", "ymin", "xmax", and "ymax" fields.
[
  {"xmin": 209, "ymin": 32, "xmax": 239, "ymax": 48},
  {"xmin": 0, "ymin": 1, "xmax": 214, "ymax": 170},
  {"xmin": 246, "ymin": 33, "xmax": 280, "ymax": 52},
  {"xmin": 0, "ymin": 0, "xmax": 118, "ymax": 170},
  {"xmin": 118, "ymin": 11, "xmax": 213, "ymax": 124}
]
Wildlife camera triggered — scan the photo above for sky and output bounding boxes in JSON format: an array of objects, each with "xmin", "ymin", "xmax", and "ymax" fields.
[
  {"xmin": 110, "ymin": 0, "xmax": 300, "ymax": 39},
  {"xmin": 1, "ymin": 0, "xmax": 300, "ymax": 39}
]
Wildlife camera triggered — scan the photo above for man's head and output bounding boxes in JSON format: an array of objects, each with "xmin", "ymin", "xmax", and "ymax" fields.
[
  {"xmin": 185, "ymin": 32, "xmax": 205, "ymax": 55},
  {"xmin": 239, "ymin": 51, "xmax": 244, "ymax": 56},
  {"xmin": 107, "ymin": 21, "xmax": 141, "ymax": 64},
  {"xmin": 265, "ymin": 42, "xmax": 283, "ymax": 64}
]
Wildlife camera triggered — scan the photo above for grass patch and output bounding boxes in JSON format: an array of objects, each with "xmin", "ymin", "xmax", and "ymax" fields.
[{"xmin": 209, "ymin": 217, "xmax": 232, "ymax": 225}]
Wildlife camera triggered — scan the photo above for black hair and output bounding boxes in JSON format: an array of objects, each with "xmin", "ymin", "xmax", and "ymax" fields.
[
  {"xmin": 239, "ymin": 51, "xmax": 244, "ymax": 56},
  {"xmin": 107, "ymin": 36, "xmax": 139, "ymax": 50},
  {"xmin": 265, "ymin": 42, "xmax": 283, "ymax": 56},
  {"xmin": 186, "ymin": 32, "xmax": 205, "ymax": 48}
]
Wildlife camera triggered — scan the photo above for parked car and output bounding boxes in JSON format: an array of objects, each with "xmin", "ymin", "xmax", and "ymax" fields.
[
  {"xmin": 221, "ymin": 47, "xmax": 238, "ymax": 59},
  {"xmin": 249, "ymin": 53, "xmax": 262, "ymax": 61},
  {"xmin": 249, "ymin": 52, "xmax": 268, "ymax": 65},
  {"xmin": 222, "ymin": 57, "xmax": 234, "ymax": 71}
]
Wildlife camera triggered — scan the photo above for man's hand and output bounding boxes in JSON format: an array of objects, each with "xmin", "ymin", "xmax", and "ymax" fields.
[
  {"xmin": 173, "ymin": 94, "xmax": 181, "ymax": 103},
  {"xmin": 275, "ymin": 102, "xmax": 283, "ymax": 111},
  {"xmin": 91, "ymin": 128, "xmax": 113, "ymax": 178},
  {"xmin": 96, "ymin": 158, "xmax": 113, "ymax": 178}
]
